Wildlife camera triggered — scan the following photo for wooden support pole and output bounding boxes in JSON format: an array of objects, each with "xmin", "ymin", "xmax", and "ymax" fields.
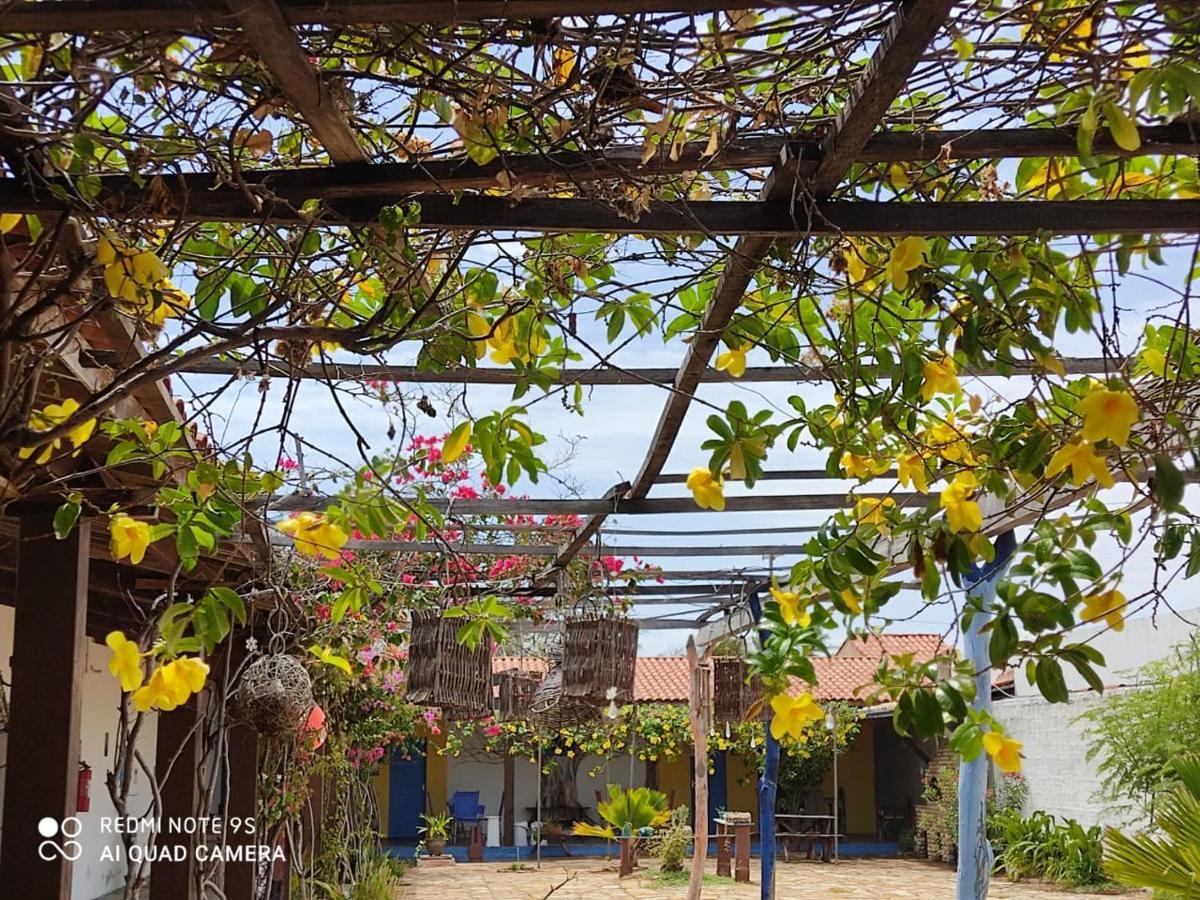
[
  {"xmin": 0, "ymin": 514, "xmax": 90, "ymax": 900},
  {"xmin": 151, "ymin": 699, "xmax": 203, "ymax": 900},
  {"xmin": 685, "ymin": 637, "xmax": 709, "ymax": 900},
  {"xmin": 224, "ymin": 634, "xmax": 260, "ymax": 900},
  {"xmin": 956, "ymin": 530, "xmax": 1016, "ymax": 900}
]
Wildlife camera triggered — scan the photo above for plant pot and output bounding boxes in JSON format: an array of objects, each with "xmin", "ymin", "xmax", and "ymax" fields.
[{"xmin": 426, "ymin": 838, "xmax": 446, "ymax": 857}]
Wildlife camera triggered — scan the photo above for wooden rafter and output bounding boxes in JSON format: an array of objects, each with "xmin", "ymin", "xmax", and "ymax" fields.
[
  {"xmin": 0, "ymin": 0, "xmax": 864, "ymax": 33},
  {"xmin": 3, "ymin": 124, "xmax": 1192, "ymax": 208},
  {"xmin": 161, "ymin": 355, "xmax": 1120, "ymax": 384},
  {"xmin": 228, "ymin": 0, "xmax": 367, "ymax": 164},
  {"xmin": 544, "ymin": 0, "xmax": 956, "ymax": 579}
]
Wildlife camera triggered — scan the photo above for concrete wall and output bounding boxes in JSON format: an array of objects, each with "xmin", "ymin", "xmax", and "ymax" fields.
[
  {"xmin": 995, "ymin": 687, "xmax": 1141, "ymax": 830},
  {"xmin": 0, "ymin": 604, "xmax": 159, "ymax": 900}
]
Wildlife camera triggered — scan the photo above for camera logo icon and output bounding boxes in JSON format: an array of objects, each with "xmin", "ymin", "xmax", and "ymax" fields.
[{"xmin": 37, "ymin": 817, "xmax": 83, "ymax": 861}]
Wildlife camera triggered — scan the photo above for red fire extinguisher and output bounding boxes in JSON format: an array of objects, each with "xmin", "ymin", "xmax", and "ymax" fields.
[{"xmin": 76, "ymin": 762, "xmax": 92, "ymax": 813}]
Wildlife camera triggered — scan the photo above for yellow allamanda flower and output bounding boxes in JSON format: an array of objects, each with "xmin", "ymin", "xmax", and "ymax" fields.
[
  {"xmin": 278, "ymin": 512, "xmax": 349, "ymax": 559},
  {"xmin": 1076, "ymin": 387, "xmax": 1139, "ymax": 447},
  {"xmin": 940, "ymin": 471, "xmax": 983, "ymax": 534},
  {"xmin": 921, "ymin": 354, "xmax": 960, "ymax": 402},
  {"xmin": 714, "ymin": 346, "xmax": 747, "ymax": 378},
  {"xmin": 897, "ymin": 452, "xmax": 929, "ymax": 494},
  {"xmin": 769, "ymin": 692, "xmax": 824, "ymax": 742},
  {"xmin": 131, "ymin": 657, "xmax": 209, "ymax": 713},
  {"xmin": 840, "ymin": 452, "xmax": 889, "ymax": 480},
  {"xmin": 466, "ymin": 311, "xmax": 491, "ymax": 359},
  {"xmin": 854, "ymin": 496, "xmax": 895, "ymax": 527},
  {"xmin": 105, "ymin": 631, "xmax": 144, "ymax": 692},
  {"xmin": 769, "ymin": 583, "xmax": 811, "ymax": 628},
  {"xmin": 982, "ymin": 731, "xmax": 1023, "ymax": 774},
  {"xmin": 1045, "ymin": 440, "xmax": 1114, "ymax": 489},
  {"xmin": 686, "ymin": 467, "xmax": 725, "ymax": 511},
  {"xmin": 18, "ymin": 397, "xmax": 97, "ymax": 464},
  {"xmin": 884, "ymin": 237, "xmax": 929, "ymax": 292},
  {"xmin": 925, "ymin": 412, "xmax": 975, "ymax": 465},
  {"xmin": 109, "ymin": 513, "xmax": 152, "ymax": 565},
  {"xmin": 1081, "ymin": 589, "xmax": 1126, "ymax": 632}
]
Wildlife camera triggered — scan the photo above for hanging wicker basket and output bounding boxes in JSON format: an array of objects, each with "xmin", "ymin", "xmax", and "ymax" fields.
[
  {"xmin": 712, "ymin": 656, "xmax": 763, "ymax": 726},
  {"xmin": 233, "ymin": 654, "xmax": 314, "ymax": 736},
  {"xmin": 529, "ymin": 665, "xmax": 596, "ymax": 727},
  {"xmin": 406, "ymin": 610, "xmax": 492, "ymax": 720},
  {"xmin": 561, "ymin": 616, "xmax": 638, "ymax": 705},
  {"xmin": 495, "ymin": 667, "xmax": 542, "ymax": 721}
]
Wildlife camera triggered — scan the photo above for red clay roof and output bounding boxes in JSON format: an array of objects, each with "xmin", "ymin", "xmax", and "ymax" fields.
[{"xmin": 494, "ymin": 633, "xmax": 953, "ymax": 704}]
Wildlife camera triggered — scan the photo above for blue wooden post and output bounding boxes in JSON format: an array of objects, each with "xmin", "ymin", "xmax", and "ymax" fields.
[
  {"xmin": 956, "ymin": 529, "xmax": 1017, "ymax": 900},
  {"xmin": 748, "ymin": 589, "xmax": 778, "ymax": 900}
]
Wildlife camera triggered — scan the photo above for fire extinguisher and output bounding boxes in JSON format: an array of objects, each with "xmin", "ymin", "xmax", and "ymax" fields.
[{"xmin": 76, "ymin": 762, "xmax": 92, "ymax": 813}]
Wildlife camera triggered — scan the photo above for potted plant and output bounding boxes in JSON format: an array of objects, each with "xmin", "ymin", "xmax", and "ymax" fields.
[{"xmin": 418, "ymin": 811, "xmax": 452, "ymax": 857}]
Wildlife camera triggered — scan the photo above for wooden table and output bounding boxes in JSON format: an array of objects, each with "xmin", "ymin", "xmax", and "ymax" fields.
[
  {"xmin": 775, "ymin": 813, "xmax": 838, "ymax": 862},
  {"xmin": 714, "ymin": 818, "xmax": 753, "ymax": 882}
]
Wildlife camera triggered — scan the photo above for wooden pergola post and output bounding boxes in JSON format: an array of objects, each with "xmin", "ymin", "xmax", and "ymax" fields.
[
  {"xmin": 956, "ymin": 530, "xmax": 1016, "ymax": 900},
  {"xmin": 224, "ymin": 634, "xmax": 259, "ymax": 900},
  {"xmin": 151, "ymin": 699, "xmax": 204, "ymax": 900},
  {"xmin": 502, "ymin": 749, "xmax": 515, "ymax": 846},
  {"xmin": 0, "ymin": 513, "xmax": 90, "ymax": 900}
]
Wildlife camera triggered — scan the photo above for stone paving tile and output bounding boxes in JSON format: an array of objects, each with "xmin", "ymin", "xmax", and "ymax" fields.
[{"xmin": 394, "ymin": 857, "xmax": 1146, "ymax": 900}]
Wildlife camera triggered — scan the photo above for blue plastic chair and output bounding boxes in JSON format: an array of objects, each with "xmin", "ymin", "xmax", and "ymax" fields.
[{"xmin": 449, "ymin": 791, "xmax": 485, "ymax": 843}]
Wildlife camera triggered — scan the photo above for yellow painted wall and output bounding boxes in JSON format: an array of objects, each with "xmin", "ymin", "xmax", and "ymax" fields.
[
  {"xmin": 657, "ymin": 754, "xmax": 691, "ymax": 812},
  {"xmin": 426, "ymin": 731, "xmax": 448, "ymax": 815},
  {"xmin": 372, "ymin": 765, "xmax": 390, "ymax": 837},
  {"xmin": 726, "ymin": 752, "xmax": 758, "ymax": 818},
  {"xmin": 821, "ymin": 719, "xmax": 876, "ymax": 836}
]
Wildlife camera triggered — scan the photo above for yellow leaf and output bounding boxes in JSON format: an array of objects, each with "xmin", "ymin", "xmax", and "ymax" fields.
[
  {"xmin": 552, "ymin": 47, "xmax": 576, "ymax": 86},
  {"xmin": 701, "ymin": 126, "xmax": 720, "ymax": 158},
  {"xmin": 442, "ymin": 421, "xmax": 472, "ymax": 463},
  {"xmin": 0, "ymin": 213, "xmax": 22, "ymax": 233},
  {"xmin": 1104, "ymin": 103, "xmax": 1140, "ymax": 153}
]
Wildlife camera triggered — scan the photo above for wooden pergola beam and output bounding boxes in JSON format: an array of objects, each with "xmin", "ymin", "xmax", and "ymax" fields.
[
  {"xmin": 271, "ymin": 490, "xmax": 918, "ymax": 515},
  {"xmin": 0, "ymin": 0, "xmax": 860, "ymax": 33},
  {"xmin": 227, "ymin": 0, "xmax": 369, "ymax": 165},
  {"xmin": 4, "ymin": 124, "xmax": 1192, "ymax": 208},
  {"xmin": 164, "ymin": 355, "xmax": 1119, "ymax": 385},
  {"xmin": 268, "ymin": 536, "xmax": 856, "ymax": 557}
]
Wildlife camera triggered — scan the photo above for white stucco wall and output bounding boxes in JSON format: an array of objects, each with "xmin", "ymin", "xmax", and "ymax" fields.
[
  {"xmin": 0, "ymin": 604, "xmax": 159, "ymax": 900},
  {"xmin": 445, "ymin": 733, "xmax": 647, "ymax": 832}
]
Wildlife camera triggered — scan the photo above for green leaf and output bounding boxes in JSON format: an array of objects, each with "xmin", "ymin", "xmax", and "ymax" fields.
[
  {"xmin": 1103, "ymin": 101, "xmax": 1141, "ymax": 152},
  {"xmin": 1153, "ymin": 454, "xmax": 1185, "ymax": 512},
  {"xmin": 53, "ymin": 499, "xmax": 82, "ymax": 540},
  {"xmin": 1034, "ymin": 658, "xmax": 1070, "ymax": 703}
]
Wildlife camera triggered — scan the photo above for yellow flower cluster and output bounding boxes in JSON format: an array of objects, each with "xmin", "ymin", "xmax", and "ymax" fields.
[
  {"xmin": 715, "ymin": 346, "xmax": 748, "ymax": 378},
  {"xmin": 105, "ymin": 631, "xmax": 209, "ymax": 712},
  {"xmin": 686, "ymin": 467, "xmax": 725, "ymax": 511},
  {"xmin": 769, "ymin": 692, "xmax": 824, "ymax": 742},
  {"xmin": 921, "ymin": 354, "xmax": 960, "ymax": 402},
  {"xmin": 1045, "ymin": 385, "xmax": 1138, "ymax": 491},
  {"xmin": 18, "ymin": 397, "xmax": 97, "ymax": 464},
  {"xmin": 96, "ymin": 236, "xmax": 191, "ymax": 327},
  {"xmin": 1081, "ymin": 588, "xmax": 1126, "ymax": 631},
  {"xmin": 110, "ymin": 513, "xmax": 152, "ymax": 565},
  {"xmin": 278, "ymin": 512, "xmax": 349, "ymax": 559},
  {"xmin": 840, "ymin": 451, "xmax": 889, "ymax": 480},
  {"xmin": 854, "ymin": 496, "xmax": 895, "ymax": 527}
]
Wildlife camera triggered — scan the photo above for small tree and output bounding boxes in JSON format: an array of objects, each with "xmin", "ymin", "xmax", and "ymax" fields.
[{"xmin": 1082, "ymin": 636, "xmax": 1200, "ymax": 821}]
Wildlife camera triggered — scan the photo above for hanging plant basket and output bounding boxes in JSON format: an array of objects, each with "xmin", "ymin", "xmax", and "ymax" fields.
[
  {"xmin": 406, "ymin": 610, "xmax": 492, "ymax": 720},
  {"xmin": 712, "ymin": 657, "xmax": 764, "ymax": 726},
  {"xmin": 495, "ymin": 666, "xmax": 542, "ymax": 721},
  {"xmin": 233, "ymin": 654, "xmax": 314, "ymax": 737},
  {"xmin": 528, "ymin": 665, "xmax": 596, "ymax": 727},
  {"xmin": 562, "ymin": 616, "xmax": 638, "ymax": 705}
]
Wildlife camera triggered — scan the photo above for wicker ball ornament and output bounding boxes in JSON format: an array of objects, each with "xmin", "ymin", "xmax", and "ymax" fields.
[
  {"xmin": 529, "ymin": 666, "xmax": 596, "ymax": 728},
  {"xmin": 234, "ymin": 654, "xmax": 314, "ymax": 736}
]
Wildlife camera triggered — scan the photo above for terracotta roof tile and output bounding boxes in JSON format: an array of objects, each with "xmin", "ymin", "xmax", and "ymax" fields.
[{"xmin": 494, "ymin": 633, "xmax": 951, "ymax": 705}]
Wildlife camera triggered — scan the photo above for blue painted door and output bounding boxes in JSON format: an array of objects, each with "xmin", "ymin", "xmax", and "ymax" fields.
[
  {"xmin": 388, "ymin": 744, "xmax": 427, "ymax": 838},
  {"xmin": 708, "ymin": 751, "xmax": 728, "ymax": 827}
]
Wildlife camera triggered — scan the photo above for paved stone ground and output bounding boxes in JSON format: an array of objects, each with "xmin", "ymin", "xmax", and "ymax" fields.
[{"xmin": 394, "ymin": 857, "xmax": 1143, "ymax": 899}]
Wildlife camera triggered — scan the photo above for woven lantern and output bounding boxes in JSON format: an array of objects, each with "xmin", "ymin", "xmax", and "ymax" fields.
[
  {"xmin": 712, "ymin": 656, "xmax": 764, "ymax": 726},
  {"xmin": 234, "ymin": 654, "xmax": 314, "ymax": 736},
  {"xmin": 529, "ymin": 665, "xmax": 596, "ymax": 728},
  {"xmin": 561, "ymin": 616, "xmax": 638, "ymax": 705},
  {"xmin": 406, "ymin": 610, "xmax": 492, "ymax": 719}
]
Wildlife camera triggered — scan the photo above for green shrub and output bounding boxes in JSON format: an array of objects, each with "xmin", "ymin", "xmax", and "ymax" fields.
[
  {"xmin": 647, "ymin": 805, "xmax": 692, "ymax": 872},
  {"xmin": 992, "ymin": 809, "xmax": 1106, "ymax": 888},
  {"xmin": 348, "ymin": 853, "xmax": 402, "ymax": 900}
]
